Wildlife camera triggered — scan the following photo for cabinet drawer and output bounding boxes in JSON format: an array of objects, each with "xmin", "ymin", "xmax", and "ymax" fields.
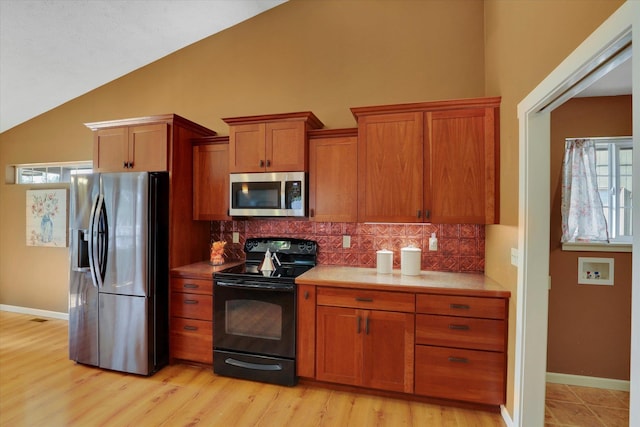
[
  {"xmin": 171, "ymin": 293, "xmax": 212, "ymax": 320},
  {"xmin": 317, "ymin": 287, "xmax": 415, "ymax": 312},
  {"xmin": 170, "ymin": 277, "xmax": 213, "ymax": 295},
  {"xmin": 415, "ymin": 314, "xmax": 505, "ymax": 352},
  {"xmin": 416, "ymin": 294, "xmax": 506, "ymax": 319},
  {"xmin": 170, "ymin": 318, "xmax": 213, "ymax": 364},
  {"xmin": 415, "ymin": 345, "xmax": 505, "ymax": 405}
]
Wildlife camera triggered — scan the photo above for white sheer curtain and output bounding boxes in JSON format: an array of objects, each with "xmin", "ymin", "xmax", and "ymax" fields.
[{"xmin": 561, "ymin": 138, "xmax": 609, "ymax": 243}]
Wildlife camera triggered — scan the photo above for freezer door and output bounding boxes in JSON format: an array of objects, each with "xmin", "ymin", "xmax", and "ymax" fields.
[
  {"xmin": 99, "ymin": 293, "xmax": 150, "ymax": 375},
  {"xmin": 99, "ymin": 173, "xmax": 149, "ymax": 297},
  {"xmin": 69, "ymin": 174, "xmax": 100, "ymax": 365},
  {"xmin": 68, "ymin": 270, "xmax": 99, "ymax": 365}
]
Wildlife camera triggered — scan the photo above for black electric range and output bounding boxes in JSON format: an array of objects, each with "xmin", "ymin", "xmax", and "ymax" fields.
[{"xmin": 213, "ymin": 237, "xmax": 317, "ymax": 386}]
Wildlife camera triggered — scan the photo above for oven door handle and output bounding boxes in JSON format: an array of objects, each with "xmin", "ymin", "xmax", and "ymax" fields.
[
  {"xmin": 225, "ymin": 357, "xmax": 283, "ymax": 371},
  {"xmin": 215, "ymin": 281, "xmax": 294, "ymax": 292}
]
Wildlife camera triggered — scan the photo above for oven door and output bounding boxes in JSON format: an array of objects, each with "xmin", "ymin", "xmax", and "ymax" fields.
[{"xmin": 214, "ymin": 279, "xmax": 296, "ymax": 358}]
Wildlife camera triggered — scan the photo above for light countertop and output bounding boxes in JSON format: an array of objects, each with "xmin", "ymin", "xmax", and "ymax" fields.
[
  {"xmin": 170, "ymin": 260, "xmax": 244, "ymax": 280},
  {"xmin": 296, "ymin": 265, "xmax": 510, "ymax": 298}
]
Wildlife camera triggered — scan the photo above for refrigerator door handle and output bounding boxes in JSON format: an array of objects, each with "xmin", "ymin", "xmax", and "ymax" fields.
[{"xmin": 88, "ymin": 194, "xmax": 108, "ymax": 288}]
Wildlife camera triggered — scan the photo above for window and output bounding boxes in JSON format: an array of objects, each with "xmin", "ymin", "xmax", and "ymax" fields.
[
  {"xmin": 595, "ymin": 137, "xmax": 633, "ymax": 243},
  {"xmin": 13, "ymin": 162, "xmax": 93, "ymax": 184}
]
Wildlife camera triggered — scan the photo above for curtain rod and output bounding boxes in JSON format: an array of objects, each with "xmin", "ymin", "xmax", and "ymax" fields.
[{"xmin": 566, "ymin": 136, "xmax": 632, "ymax": 141}]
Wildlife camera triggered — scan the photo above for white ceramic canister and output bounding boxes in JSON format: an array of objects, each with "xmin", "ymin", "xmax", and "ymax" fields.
[
  {"xmin": 376, "ymin": 249, "xmax": 393, "ymax": 274},
  {"xmin": 401, "ymin": 246, "xmax": 421, "ymax": 276}
]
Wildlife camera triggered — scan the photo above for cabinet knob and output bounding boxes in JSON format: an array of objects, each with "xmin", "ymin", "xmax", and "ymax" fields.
[
  {"xmin": 425, "ymin": 210, "xmax": 430, "ymax": 219},
  {"xmin": 123, "ymin": 161, "xmax": 128, "ymax": 169},
  {"xmin": 266, "ymin": 160, "xmax": 271, "ymax": 167},
  {"xmin": 417, "ymin": 210, "xmax": 421, "ymax": 219},
  {"xmin": 259, "ymin": 160, "xmax": 264, "ymax": 167},
  {"xmin": 304, "ymin": 290, "xmax": 309, "ymax": 299}
]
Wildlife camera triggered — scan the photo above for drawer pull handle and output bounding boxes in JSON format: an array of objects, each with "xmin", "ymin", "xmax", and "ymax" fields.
[
  {"xmin": 449, "ymin": 324, "xmax": 470, "ymax": 331},
  {"xmin": 184, "ymin": 299, "xmax": 199, "ymax": 304},
  {"xmin": 450, "ymin": 303, "xmax": 470, "ymax": 310},
  {"xmin": 355, "ymin": 297, "xmax": 373, "ymax": 302},
  {"xmin": 183, "ymin": 325, "xmax": 198, "ymax": 331},
  {"xmin": 365, "ymin": 316, "xmax": 370, "ymax": 335},
  {"xmin": 304, "ymin": 290, "xmax": 309, "ymax": 300},
  {"xmin": 183, "ymin": 283, "xmax": 199, "ymax": 289},
  {"xmin": 448, "ymin": 356, "xmax": 468, "ymax": 363}
]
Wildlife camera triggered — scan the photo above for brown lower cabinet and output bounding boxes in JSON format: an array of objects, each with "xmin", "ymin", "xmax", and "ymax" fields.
[
  {"xmin": 314, "ymin": 287, "xmax": 415, "ymax": 394},
  {"xmin": 298, "ymin": 284, "xmax": 508, "ymax": 407},
  {"xmin": 170, "ymin": 275, "xmax": 213, "ymax": 365}
]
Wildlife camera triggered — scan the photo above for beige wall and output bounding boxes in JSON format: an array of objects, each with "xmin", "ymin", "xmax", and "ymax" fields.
[
  {"xmin": 548, "ymin": 96, "xmax": 632, "ymax": 380},
  {"xmin": 0, "ymin": 0, "xmax": 626, "ymax": 418},
  {"xmin": 483, "ymin": 0, "xmax": 624, "ymax": 413}
]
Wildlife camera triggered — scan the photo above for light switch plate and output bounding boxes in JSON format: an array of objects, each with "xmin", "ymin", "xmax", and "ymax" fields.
[
  {"xmin": 511, "ymin": 248, "xmax": 519, "ymax": 267},
  {"xmin": 232, "ymin": 232, "xmax": 239, "ymax": 244},
  {"xmin": 342, "ymin": 235, "xmax": 351, "ymax": 248}
]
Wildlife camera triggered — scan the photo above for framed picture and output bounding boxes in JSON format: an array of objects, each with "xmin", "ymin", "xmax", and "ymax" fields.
[{"xmin": 26, "ymin": 189, "xmax": 67, "ymax": 247}]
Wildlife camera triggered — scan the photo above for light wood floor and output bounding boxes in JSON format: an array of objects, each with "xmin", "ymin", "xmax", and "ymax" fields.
[{"xmin": 0, "ymin": 311, "xmax": 505, "ymax": 426}]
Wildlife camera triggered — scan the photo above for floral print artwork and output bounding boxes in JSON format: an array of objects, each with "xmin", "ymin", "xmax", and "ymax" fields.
[{"xmin": 26, "ymin": 189, "xmax": 67, "ymax": 247}]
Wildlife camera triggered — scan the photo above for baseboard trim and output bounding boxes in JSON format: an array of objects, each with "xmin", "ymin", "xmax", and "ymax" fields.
[
  {"xmin": 500, "ymin": 404, "xmax": 514, "ymax": 427},
  {"xmin": 546, "ymin": 372, "xmax": 630, "ymax": 391},
  {"xmin": 0, "ymin": 304, "xmax": 68, "ymax": 321}
]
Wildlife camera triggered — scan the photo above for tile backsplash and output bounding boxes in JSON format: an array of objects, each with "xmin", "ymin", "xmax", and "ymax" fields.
[{"xmin": 210, "ymin": 220, "xmax": 484, "ymax": 273}]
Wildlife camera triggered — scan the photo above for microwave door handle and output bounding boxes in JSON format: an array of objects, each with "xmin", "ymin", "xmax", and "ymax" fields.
[{"xmin": 281, "ymin": 181, "xmax": 286, "ymax": 210}]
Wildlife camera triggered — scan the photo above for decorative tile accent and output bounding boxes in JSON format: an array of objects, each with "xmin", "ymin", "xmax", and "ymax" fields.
[{"xmin": 210, "ymin": 220, "xmax": 485, "ymax": 273}]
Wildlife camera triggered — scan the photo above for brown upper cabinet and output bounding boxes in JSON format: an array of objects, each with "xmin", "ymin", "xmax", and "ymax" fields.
[
  {"xmin": 308, "ymin": 128, "xmax": 358, "ymax": 222},
  {"xmin": 89, "ymin": 122, "xmax": 168, "ymax": 172},
  {"xmin": 192, "ymin": 136, "xmax": 231, "ymax": 221},
  {"xmin": 85, "ymin": 114, "xmax": 217, "ymax": 268},
  {"xmin": 352, "ymin": 97, "xmax": 500, "ymax": 224},
  {"xmin": 223, "ymin": 112, "xmax": 324, "ymax": 173}
]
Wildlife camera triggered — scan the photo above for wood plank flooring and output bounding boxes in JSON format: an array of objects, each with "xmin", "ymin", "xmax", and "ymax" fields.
[{"xmin": 0, "ymin": 311, "xmax": 505, "ymax": 426}]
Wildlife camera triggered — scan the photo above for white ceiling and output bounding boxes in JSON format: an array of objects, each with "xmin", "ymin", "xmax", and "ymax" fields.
[
  {"xmin": 0, "ymin": 0, "xmax": 287, "ymax": 133},
  {"xmin": 0, "ymin": 0, "xmax": 630, "ymax": 134}
]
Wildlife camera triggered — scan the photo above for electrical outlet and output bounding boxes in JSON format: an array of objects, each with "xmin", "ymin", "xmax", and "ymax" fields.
[
  {"xmin": 511, "ymin": 248, "xmax": 519, "ymax": 267},
  {"xmin": 429, "ymin": 237, "xmax": 437, "ymax": 251},
  {"xmin": 232, "ymin": 232, "xmax": 239, "ymax": 244},
  {"xmin": 342, "ymin": 235, "xmax": 351, "ymax": 248}
]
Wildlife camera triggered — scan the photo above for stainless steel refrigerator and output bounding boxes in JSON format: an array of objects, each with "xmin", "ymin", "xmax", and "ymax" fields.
[{"xmin": 69, "ymin": 172, "xmax": 169, "ymax": 375}]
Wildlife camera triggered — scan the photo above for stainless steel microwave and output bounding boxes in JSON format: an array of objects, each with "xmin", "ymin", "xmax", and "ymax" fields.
[{"xmin": 229, "ymin": 172, "xmax": 306, "ymax": 217}]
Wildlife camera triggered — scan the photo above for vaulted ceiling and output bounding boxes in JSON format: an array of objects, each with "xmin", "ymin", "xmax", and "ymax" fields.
[
  {"xmin": 0, "ymin": 0, "xmax": 629, "ymax": 134},
  {"xmin": 0, "ymin": 0, "xmax": 286, "ymax": 133}
]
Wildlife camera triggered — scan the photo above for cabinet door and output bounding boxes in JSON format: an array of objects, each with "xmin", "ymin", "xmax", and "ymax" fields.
[
  {"xmin": 228, "ymin": 123, "xmax": 266, "ymax": 173},
  {"xmin": 193, "ymin": 143, "xmax": 230, "ymax": 220},
  {"xmin": 265, "ymin": 121, "xmax": 307, "ymax": 172},
  {"xmin": 426, "ymin": 108, "xmax": 498, "ymax": 224},
  {"xmin": 309, "ymin": 135, "xmax": 358, "ymax": 222},
  {"xmin": 316, "ymin": 306, "xmax": 362, "ymax": 386},
  {"xmin": 128, "ymin": 123, "xmax": 168, "ymax": 172},
  {"xmin": 362, "ymin": 310, "xmax": 414, "ymax": 393},
  {"xmin": 358, "ymin": 112, "xmax": 424, "ymax": 223},
  {"xmin": 297, "ymin": 285, "xmax": 316, "ymax": 378},
  {"xmin": 93, "ymin": 127, "xmax": 128, "ymax": 172}
]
